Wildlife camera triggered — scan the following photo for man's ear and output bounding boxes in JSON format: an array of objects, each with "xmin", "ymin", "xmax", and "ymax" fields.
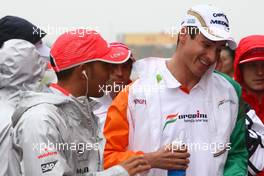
[
  {"xmin": 178, "ymin": 27, "xmax": 188, "ymax": 45},
  {"xmin": 78, "ymin": 64, "xmax": 89, "ymax": 79}
]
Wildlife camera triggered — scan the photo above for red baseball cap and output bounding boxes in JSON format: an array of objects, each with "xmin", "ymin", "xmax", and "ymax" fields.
[
  {"xmin": 110, "ymin": 42, "xmax": 135, "ymax": 62},
  {"xmin": 239, "ymin": 47, "xmax": 264, "ymax": 64},
  {"xmin": 50, "ymin": 29, "xmax": 131, "ymax": 72}
]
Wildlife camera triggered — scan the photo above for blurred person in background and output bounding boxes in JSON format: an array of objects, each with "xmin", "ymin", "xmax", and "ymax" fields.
[
  {"xmin": 234, "ymin": 35, "xmax": 264, "ymax": 176},
  {"xmin": 93, "ymin": 42, "xmax": 135, "ymax": 132},
  {"xmin": 216, "ymin": 46, "xmax": 235, "ymax": 77},
  {"xmin": 92, "ymin": 43, "xmax": 134, "ymax": 167}
]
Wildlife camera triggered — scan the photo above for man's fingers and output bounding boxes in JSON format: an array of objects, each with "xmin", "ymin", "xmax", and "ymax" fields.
[
  {"xmin": 122, "ymin": 157, "xmax": 151, "ymax": 176},
  {"xmin": 172, "ymin": 158, "xmax": 190, "ymax": 165},
  {"xmin": 129, "ymin": 158, "xmax": 149, "ymax": 168},
  {"xmin": 164, "ymin": 144, "xmax": 188, "ymax": 153},
  {"xmin": 171, "ymin": 152, "xmax": 190, "ymax": 158},
  {"xmin": 123, "ymin": 155, "xmax": 144, "ymax": 164},
  {"xmin": 164, "ymin": 161, "xmax": 189, "ymax": 170},
  {"xmin": 163, "ymin": 151, "xmax": 190, "ymax": 159},
  {"xmin": 131, "ymin": 164, "xmax": 151, "ymax": 175}
]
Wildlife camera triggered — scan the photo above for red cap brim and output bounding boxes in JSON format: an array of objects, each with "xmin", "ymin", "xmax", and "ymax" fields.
[
  {"xmin": 239, "ymin": 57, "xmax": 264, "ymax": 64},
  {"xmin": 91, "ymin": 45, "xmax": 131, "ymax": 64}
]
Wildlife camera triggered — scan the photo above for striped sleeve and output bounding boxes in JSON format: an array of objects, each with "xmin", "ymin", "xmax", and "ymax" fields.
[{"xmin": 103, "ymin": 86, "xmax": 144, "ymax": 169}]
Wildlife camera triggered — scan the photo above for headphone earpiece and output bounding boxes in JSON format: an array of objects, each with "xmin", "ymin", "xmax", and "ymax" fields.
[{"xmin": 82, "ymin": 70, "xmax": 88, "ymax": 79}]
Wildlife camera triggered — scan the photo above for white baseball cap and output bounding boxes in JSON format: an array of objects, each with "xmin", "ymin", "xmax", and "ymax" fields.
[{"xmin": 181, "ymin": 4, "xmax": 237, "ymax": 49}]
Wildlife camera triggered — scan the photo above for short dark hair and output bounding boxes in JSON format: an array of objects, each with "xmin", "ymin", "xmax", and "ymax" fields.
[
  {"xmin": 50, "ymin": 55, "xmax": 76, "ymax": 81},
  {"xmin": 177, "ymin": 26, "xmax": 199, "ymax": 46},
  {"xmin": 55, "ymin": 67, "xmax": 76, "ymax": 81},
  {"xmin": 188, "ymin": 26, "xmax": 199, "ymax": 39}
]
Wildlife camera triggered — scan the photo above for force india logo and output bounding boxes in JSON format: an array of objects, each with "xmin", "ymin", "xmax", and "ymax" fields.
[
  {"xmin": 163, "ymin": 111, "xmax": 208, "ymax": 131},
  {"xmin": 178, "ymin": 110, "xmax": 208, "ymax": 123}
]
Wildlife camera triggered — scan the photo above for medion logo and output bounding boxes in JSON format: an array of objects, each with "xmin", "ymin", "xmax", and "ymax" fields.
[
  {"xmin": 210, "ymin": 20, "xmax": 229, "ymax": 28},
  {"xmin": 178, "ymin": 111, "xmax": 208, "ymax": 123}
]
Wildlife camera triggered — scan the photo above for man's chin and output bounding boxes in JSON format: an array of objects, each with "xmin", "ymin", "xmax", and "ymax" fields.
[{"xmin": 88, "ymin": 91, "xmax": 104, "ymax": 98}]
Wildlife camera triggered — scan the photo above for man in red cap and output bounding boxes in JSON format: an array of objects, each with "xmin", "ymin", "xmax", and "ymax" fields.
[
  {"xmin": 93, "ymin": 42, "xmax": 135, "ymax": 130},
  {"xmin": 10, "ymin": 29, "xmax": 150, "ymax": 176},
  {"xmin": 92, "ymin": 42, "xmax": 135, "ymax": 155},
  {"xmin": 234, "ymin": 35, "xmax": 264, "ymax": 176}
]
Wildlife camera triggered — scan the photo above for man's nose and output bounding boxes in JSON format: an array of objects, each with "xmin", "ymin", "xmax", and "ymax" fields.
[
  {"xmin": 114, "ymin": 66, "xmax": 123, "ymax": 76},
  {"xmin": 256, "ymin": 63, "xmax": 264, "ymax": 75}
]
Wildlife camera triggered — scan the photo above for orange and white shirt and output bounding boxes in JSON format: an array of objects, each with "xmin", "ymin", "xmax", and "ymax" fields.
[{"xmin": 103, "ymin": 57, "xmax": 248, "ymax": 176}]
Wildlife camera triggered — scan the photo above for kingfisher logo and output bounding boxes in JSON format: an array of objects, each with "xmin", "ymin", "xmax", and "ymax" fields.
[{"xmin": 179, "ymin": 110, "xmax": 208, "ymax": 123}]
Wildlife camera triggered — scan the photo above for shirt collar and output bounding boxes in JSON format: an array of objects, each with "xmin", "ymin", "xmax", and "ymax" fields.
[
  {"xmin": 159, "ymin": 59, "xmax": 181, "ymax": 88},
  {"xmin": 159, "ymin": 59, "xmax": 210, "ymax": 91},
  {"xmin": 88, "ymin": 97, "xmax": 102, "ymax": 111},
  {"xmin": 49, "ymin": 83, "xmax": 71, "ymax": 96}
]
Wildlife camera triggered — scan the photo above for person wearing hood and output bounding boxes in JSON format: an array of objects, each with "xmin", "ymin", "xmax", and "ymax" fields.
[
  {"xmin": 10, "ymin": 29, "xmax": 150, "ymax": 176},
  {"xmin": 234, "ymin": 35, "xmax": 264, "ymax": 124},
  {"xmin": 0, "ymin": 15, "xmax": 57, "ymax": 84},
  {"xmin": 103, "ymin": 4, "xmax": 248, "ymax": 176},
  {"xmin": 234, "ymin": 35, "xmax": 264, "ymax": 176},
  {"xmin": 0, "ymin": 39, "xmax": 47, "ymax": 176}
]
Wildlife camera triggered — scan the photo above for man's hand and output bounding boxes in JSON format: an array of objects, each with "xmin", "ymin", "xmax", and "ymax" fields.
[
  {"xmin": 143, "ymin": 144, "xmax": 190, "ymax": 170},
  {"xmin": 120, "ymin": 156, "xmax": 151, "ymax": 176}
]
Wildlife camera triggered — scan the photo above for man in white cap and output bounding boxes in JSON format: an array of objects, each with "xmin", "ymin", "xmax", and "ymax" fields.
[
  {"xmin": 10, "ymin": 29, "xmax": 150, "ymax": 176},
  {"xmin": 103, "ymin": 4, "xmax": 248, "ymax": 175}
]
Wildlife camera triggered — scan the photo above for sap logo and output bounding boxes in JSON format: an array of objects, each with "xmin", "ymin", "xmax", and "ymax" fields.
[
  {"xmin": 77, "ymin": 167, "xmax": 89, "ymax": 174},
  {"xmin": 41, "ymin": 160, "xmax": 58, "ymax": 173},
  {"xmin": 134, "ymin": 99, "xmax": 146, "ymax": 105}
]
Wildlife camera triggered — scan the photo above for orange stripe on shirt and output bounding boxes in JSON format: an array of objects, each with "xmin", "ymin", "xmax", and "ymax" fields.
[{"xmin": 103, "ymin": 84, "xmax": 144, "ymax": 169}]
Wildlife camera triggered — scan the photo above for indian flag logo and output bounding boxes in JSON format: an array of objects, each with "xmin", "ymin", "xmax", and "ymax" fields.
[{"xmin": 163, "ymin": 113, "xmax": 179, "ymax": 132}]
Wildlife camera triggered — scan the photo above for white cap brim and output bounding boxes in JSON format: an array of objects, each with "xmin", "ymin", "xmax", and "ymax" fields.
[{"xmin": 198, "ymin": 27, "xmax": 237, "ymax": 49}]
